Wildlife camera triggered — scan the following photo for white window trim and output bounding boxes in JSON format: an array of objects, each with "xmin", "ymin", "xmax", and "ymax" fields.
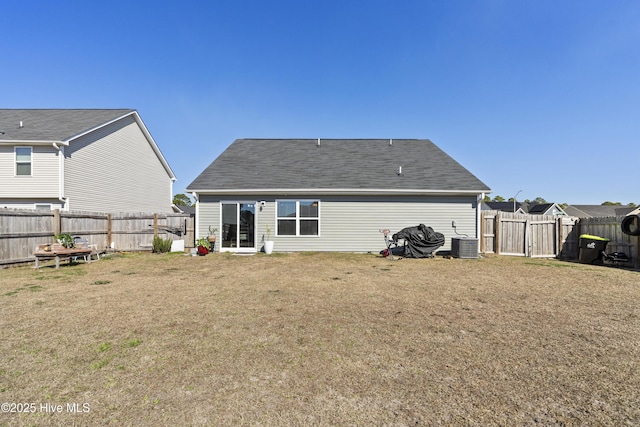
[
  {"xmin": 34, "ymin": 203, "xmax": 53, "ymax": 211},
  {"xmin": 15, "ymin": 146, "xmax": 32, "ymax": 176},
  {"xmin": 276, "ymin": 199, "xmax": 320, "ymax": 237}
]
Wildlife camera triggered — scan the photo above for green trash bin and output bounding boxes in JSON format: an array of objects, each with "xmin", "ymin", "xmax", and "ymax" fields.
[{"xmin": 578, "ymin": 234, "xmax": 609, "ymax": 264}]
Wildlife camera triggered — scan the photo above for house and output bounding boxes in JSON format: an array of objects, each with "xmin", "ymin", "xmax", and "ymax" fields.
[
  {"xmin": 481, "ymin": 201, "xmax": 527, "ymax": 214},
  {"xmin": 527, "ymin": 203, "xmax": 567, "ymax": 216},
  {"xmin": 186, "ymin": 138, "xmax": 491, "ymax": 253},
  {"xmin": 0, "ymin": 109, "xmax": 176, "ymax": 212},
  {"xmin": 173, "ymin": 204, "xmax": 196, "ymax": 216},
  {"xmin": 564, "ymin": 204, "xmax": 636, "ymax": 218}
]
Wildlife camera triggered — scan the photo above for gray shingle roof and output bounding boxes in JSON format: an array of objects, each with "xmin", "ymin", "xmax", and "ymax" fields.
[
  {"xmin": 527, "ymin": 203, "xmax": 555, "ymax": 214},
  {"xmin": 483, "ymin": 201, "xmax": 526, "ymax": 212},
  {"xmin": 187, "ymin": 138, "xmax": 491, "ymax": 194},
  {"xmin": 0, "ymin": 109, "xmax": 134, "ymax": 141},
  {"xmin": 564, "ymin": 205, "xmax": 636, "ymax": 218}
]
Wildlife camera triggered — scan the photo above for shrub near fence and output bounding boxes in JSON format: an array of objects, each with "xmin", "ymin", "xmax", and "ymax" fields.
[{"xmin": 0, "ymin": 209, "xmax": 194, "ymax": 266}]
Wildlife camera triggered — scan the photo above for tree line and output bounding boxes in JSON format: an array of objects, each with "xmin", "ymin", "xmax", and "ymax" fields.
[{"xmin": 482, "ymin": 195, "xmax": 637, "ymax": 208}]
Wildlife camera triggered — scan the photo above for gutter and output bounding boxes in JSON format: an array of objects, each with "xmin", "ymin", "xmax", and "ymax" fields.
[
  {"xmin": 191, "ymin": 192, "xmax": 200, "ymax": 240},
  {"xmin": 186, "ymin": 188, "xmax": 491, "ymax": 197},
  {"xmin": 0, "ymin": 140, "xmax": 69, "ymax": 146}
]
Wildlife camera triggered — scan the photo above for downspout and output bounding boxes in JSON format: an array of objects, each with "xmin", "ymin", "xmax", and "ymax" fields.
[
  {"xmin": 169, "ymin": 177, "xmax": 176, "ymax": 211},
  {"xmin": 477, "ymin": 193, "xmax": 485, "ymax": 241},
  {"xmin": 53, "ymin": 143, "xmax": 69, "ymax": 211},
  {"xmin": 192, "ymin": 192, "xmax": 200, "ymax": 244}
]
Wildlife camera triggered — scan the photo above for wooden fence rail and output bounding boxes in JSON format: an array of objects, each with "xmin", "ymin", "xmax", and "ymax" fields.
[
  {"xmin": 0, "ymin": 209, "xmax": 194, "ymax": 266},
  {"xmin": 481, "ymin": 211, "xmax": 639, "ymax": 268},
  {"xmin": 2, "ymin": 208, "xmax": 637, "ymax": 269}
]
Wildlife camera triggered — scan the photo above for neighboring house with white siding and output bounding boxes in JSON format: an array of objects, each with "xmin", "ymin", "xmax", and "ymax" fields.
[
  {"xmin": 0, "ymin": 109, "xmax": 176, "ymax": 212},
  {"xmin": 187, "ymin": 138, "xmax": 491, "ymax": 253}
]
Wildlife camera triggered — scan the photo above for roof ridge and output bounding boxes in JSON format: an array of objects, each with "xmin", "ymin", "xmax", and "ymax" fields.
[{"xmin": 238, "ymin": 137, "xmax": 429, "ymax": 140}]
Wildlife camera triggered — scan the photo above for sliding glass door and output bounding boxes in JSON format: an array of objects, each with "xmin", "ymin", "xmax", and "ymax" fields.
[{"xmin": 221, "ymin": 202, "xmax": 256, "ymax": 252}]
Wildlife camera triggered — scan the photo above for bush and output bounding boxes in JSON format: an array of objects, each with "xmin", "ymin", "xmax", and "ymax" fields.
[{"xmin": 152, "ymin": 236, "xmax": 173, "ymax": 253}]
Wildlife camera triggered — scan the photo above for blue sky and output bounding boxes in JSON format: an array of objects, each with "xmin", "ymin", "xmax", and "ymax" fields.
[{"xmin": 3, "ymin": 1, "xmax": 639, "ymax": 205}]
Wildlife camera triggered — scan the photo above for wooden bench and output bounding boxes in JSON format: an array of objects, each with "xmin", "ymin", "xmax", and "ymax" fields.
[{"xmin": 33, "ymin": 244, "xmax": 94, "ymax": 269}]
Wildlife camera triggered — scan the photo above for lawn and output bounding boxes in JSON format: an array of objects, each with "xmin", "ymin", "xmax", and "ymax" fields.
[{"xmin": 1, "ymin": 252, "xmax": 639, "ymax": 426}]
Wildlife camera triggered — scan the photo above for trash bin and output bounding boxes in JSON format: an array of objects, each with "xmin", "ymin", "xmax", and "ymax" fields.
[{"xmin": 578, "ymin": 234, "xmax": 609, "ymax": 264}]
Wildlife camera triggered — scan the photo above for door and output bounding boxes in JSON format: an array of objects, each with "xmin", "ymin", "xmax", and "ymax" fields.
[{"xmin": 221, "ymin": 202, "xmax": 256, "ymax": 252}]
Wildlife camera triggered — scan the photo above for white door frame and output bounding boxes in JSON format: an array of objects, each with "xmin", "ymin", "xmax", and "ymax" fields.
[{"xmin": 219, "ymin": 201, "xmax": 257, "ymax": 253}]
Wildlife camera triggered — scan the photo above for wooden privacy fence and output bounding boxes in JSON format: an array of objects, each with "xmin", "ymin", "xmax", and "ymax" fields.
[
  {"xmin": 481, "ymin": 211, "xmax": 566, "ymax": 258},
  {"xmin": 481, "ymin": 211, "xmax": 639, "ymax": 268},
  {"xmin": 0, "ymin": 209, "xmax": 194, "ymax": 266},
  {"xmin": 574, "ymin": 216, "xmax": 638, "ymax": 263}
]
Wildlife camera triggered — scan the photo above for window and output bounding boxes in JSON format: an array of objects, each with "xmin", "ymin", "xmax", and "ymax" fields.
[
  {"xmin": 276, "ymin": 200, "xmax": 319, "ymax": 236},
  {"xmin": 15, "ymin": 147, "xmax": 32, "ymax": 176}
]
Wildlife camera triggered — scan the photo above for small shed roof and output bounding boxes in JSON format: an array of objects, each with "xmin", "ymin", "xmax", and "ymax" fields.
[{"xmin": 187, "ymin": 138, "xmax": 490, "ymax": 195}]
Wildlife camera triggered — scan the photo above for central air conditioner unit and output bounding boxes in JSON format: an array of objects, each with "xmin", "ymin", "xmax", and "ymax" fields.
[{"xmin": 451, "ymin": 237, "xmax": 478, "ymax": 259}]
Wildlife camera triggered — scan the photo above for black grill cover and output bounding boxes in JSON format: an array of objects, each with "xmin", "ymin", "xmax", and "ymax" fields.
[{"xmin": 391, "ymin": 224, "xmax": 445, "ymax": 258}]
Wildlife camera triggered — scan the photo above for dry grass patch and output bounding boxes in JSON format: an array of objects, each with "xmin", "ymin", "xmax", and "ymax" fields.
[{"xmin": 1, "ymin": 252, "xmax": 639, "ymax": 426}]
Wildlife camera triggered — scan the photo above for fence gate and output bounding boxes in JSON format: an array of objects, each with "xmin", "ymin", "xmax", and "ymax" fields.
[
  {"xmin": 558, "ymin": 216, "xmax": 579, "ymax": 259},
  {"xmin": 528, "ymin": 216, "xmax": 558, "ymax": 258},
  {"xmin": 498, "ymin": 213, "xmax": 527, "ymax": 256},
  {"xmin": 482, "ymin": 211, "xmax": 640, "ymax": 265},
  {"xmin": 482, "ymin": 211, "xmax": 560, "ymax": 258}
]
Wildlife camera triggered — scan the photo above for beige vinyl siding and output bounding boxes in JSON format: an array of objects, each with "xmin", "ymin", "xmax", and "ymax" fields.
[
  {"xmin": 197, "ymin": 195, "xmax": 478, "ymax": 252},
  {"xmin": 196, "ymin": 195, "xmax": 221, "ymax": 240},
  {"xmin": 0, "ymin": 145, "xmax": 60, "ymax": 198},
  {"xmin": 64, "ymin": 115, "xmax": 173, "ymax": 213}
]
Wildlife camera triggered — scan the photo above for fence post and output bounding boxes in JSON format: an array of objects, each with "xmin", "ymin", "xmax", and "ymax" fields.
[
  {"xmin": 107, "ymin": 213, "xmax": 112, "ymax": 248},
  {"xmin": 495, "ymin": 212, "xmax": 501, "ymax": 255},
  {"xmin": 480, "ymin": 212, "xmax": 485, "ymax": 253},
  {"xmin": 556, "ymin": 217, "xmax": 563, "ymax": 258},
  {"xmin": 524, "ymin": 217, "xmax": 530, "ymax": 257},
  {"xmin": 53, "ymin": 209, "xmax": 61, "ymax": 236},
  {"xmin": 153, "ymin": 213, "xmax": 158, "ymax": 238}
]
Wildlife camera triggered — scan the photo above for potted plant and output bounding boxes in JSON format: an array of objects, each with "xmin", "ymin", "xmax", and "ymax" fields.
[
  {"xmin": 196, "ymin": 237, "xmax": 211, "ymax": 256},
  {"xmin": 54, "ymin": 233, "xmax": 75, "ymax": 249},
  {"xmin": 264, "ymin": 224, "xmax": 274, "ymax": 255},
  {"xmin": 207, "ymin": 226, "xmax": 218, "ymax": 247}
]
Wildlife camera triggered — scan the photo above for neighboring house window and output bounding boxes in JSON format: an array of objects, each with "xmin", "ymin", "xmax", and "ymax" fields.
[
  {"xmin": 276, "ymin": 200, "xmax": 320, "ymax": 236},
  {"xmin": 15, "ymin": 147, "xmax": 32, "ymax": 176}
]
